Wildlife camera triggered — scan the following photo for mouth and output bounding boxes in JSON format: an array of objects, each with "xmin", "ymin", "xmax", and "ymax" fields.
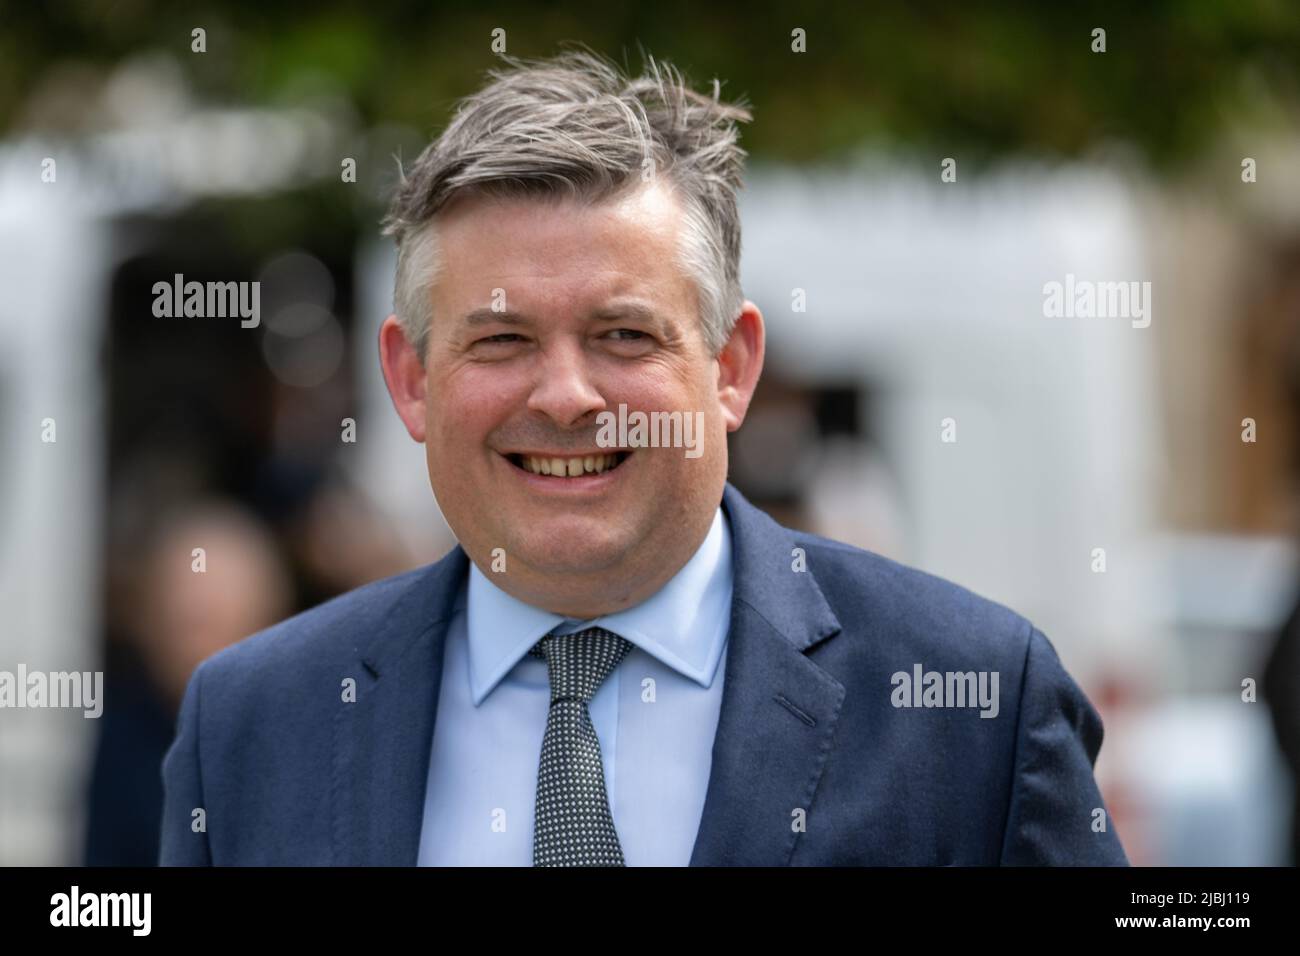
[{"xmin": 503, "ymin": 450, "xmax": 632, "ymax": 478}]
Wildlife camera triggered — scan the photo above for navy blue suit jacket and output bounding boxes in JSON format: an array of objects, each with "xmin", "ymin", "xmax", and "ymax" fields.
[{"xmin": 160, "ymin": 482, "xmax": 1128, "ymax": 865}]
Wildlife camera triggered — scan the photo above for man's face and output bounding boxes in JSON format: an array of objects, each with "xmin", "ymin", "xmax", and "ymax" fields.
[{"xmin": 387, "ymin": 181, "xmax": 757, "ymax": 613}]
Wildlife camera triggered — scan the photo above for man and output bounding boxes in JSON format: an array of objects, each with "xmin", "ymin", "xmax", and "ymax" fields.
[{"xmin": 160, "ymin": 50, "xmax": 1128, "ymax": 866}]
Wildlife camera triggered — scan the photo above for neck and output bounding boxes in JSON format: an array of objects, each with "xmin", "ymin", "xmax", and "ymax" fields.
[{"xmin": 479, "ymin": 509, "xmax": 715, "ymax": 619}]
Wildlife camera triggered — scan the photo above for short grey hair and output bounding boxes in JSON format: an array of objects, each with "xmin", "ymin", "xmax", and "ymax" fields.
[{"xmin": 380, "ymin": 49, "xmax": 753, "ymax": 360}]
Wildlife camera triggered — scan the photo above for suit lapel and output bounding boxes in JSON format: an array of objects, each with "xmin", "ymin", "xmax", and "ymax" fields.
[
  {"xmin": 689, "ymin": 484, "xmax": 846, "ymax": 866},
  {"xmin": 331, "ymin": 548, "xmax": 468, "ymax": 865}
]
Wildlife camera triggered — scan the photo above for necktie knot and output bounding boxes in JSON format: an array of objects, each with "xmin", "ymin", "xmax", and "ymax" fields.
[{"xmin": 529, "ymin": 626, "xmax": 632, "ymax": 705}]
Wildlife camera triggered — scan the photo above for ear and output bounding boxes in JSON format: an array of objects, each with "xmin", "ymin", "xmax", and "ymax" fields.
[
  {"xmin": 378, "ymin": 315, "xmax": 428, "ymax": 442},
  {"xmin": 716, "ymin": 301, "xmax": 765, "ymax": 432}
]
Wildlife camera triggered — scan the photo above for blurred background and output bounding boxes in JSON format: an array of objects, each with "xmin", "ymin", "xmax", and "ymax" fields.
[{"xmin": 2, "ymin": 1, "xmax": 1299, "ymax": 866}]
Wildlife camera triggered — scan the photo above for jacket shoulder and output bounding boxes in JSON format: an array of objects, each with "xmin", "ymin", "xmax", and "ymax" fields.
[
  {"xmin": 194, "ymin": 552, "xmax": 463, "ymax": 698},
  {"xmin": 793, "ymin": 529, "xmax": 1034, "ymax": 667}
]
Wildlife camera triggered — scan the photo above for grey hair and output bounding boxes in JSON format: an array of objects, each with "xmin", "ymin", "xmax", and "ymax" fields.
[{"xmin": 380, "ymin": 48, "xmax": 753, "ymax": 360}]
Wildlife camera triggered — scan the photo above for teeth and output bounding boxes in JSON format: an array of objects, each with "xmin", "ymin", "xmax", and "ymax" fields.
[{"xmin": 519, "ymin": 453, "xmax": 623, "ymax": 476}]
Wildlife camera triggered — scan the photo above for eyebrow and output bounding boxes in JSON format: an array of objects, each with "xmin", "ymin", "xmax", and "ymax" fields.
[
  {"xmin": 463, "ymin": 308, "xmax": 529, "ymax": 327},
  {"xmin": 460, "ymin": 302, "xmax": 668, "ymax": 332}
]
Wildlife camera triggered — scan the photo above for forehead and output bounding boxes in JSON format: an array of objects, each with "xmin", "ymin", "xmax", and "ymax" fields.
[{"xmin": 431, "ymin": 181, "xmax": 692, "ymax": 305}]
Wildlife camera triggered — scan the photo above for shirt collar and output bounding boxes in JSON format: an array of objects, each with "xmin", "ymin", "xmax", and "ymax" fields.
[{"xmin": 466, "ymin": 505, "xmax": 732, "ymax": 705}]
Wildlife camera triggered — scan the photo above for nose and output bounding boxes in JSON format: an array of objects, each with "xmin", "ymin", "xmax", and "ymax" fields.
[{"xmin": 525, "ymin": 338, "xmax": 606, "ymax": 427}]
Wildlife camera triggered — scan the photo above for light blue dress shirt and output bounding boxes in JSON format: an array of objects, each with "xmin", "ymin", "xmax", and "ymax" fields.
[{"xmin": 417, "ymin": 506, "xmax": 733, "ymax": 866}]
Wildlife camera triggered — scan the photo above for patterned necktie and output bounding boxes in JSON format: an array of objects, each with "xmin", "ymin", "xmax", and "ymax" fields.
[{"xmin": 528, "ymin": 626, "xmax": 633, "ymax": 866}]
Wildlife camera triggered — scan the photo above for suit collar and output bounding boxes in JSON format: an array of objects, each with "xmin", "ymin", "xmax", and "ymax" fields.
[
  {"xmin": 331, "ymin": 547, "xmax": 467, "ymax": 866},
  {"xmin": 719, "ymin": 483, "xmax": 841, "ymax": 653},
  {"xmin": 333, "ymin": 481, "xmax": 845, "ymax": 866},
  {"xmin": 465, "ymin": 504, "xmax": 732, "ymax": 704},
  {"xmin": 687, "ymin": 483, "xmax": 846, "ymax": 865}
]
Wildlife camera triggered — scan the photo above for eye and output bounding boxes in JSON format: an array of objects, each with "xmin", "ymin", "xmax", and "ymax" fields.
[
  {"xmin": 606, "ymin": 329, "xmax": 647, "ymax": 341},
  {"xmin": 477, "ymin": 333, "xmax": 524, "ymax": 344}
]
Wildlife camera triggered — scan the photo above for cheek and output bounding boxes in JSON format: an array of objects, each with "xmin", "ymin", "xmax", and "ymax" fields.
[
  {"xmin": 425, "ymin": 366, "xmax": 516, "ymax": 447},
  {"xmin": 612, "ymin": 360, "xmax": 702, "ymax": 405}
]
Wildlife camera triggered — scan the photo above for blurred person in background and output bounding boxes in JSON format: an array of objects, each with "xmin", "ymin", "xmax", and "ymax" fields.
[
  {"xmin": 1263, "ymin": 240, "xmax": 1300, "ymax": 867},
  {"xmin": 84, "ymin": 500, "xmax": 292, "ymax": 865},
  {"xmin": 1265, "ymin": 603, "xmax": 1300, "ymax": 865}
]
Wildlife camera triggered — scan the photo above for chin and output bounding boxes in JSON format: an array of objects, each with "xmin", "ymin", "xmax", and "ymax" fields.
[{"xmin": 511, "ymin": 522, "xmax": 632, "ymax": 575}]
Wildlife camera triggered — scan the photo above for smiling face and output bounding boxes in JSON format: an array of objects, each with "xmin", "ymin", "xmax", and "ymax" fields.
[{"xmin": 380, "ymin": 180, "xmax": 763, "ymax": 617}]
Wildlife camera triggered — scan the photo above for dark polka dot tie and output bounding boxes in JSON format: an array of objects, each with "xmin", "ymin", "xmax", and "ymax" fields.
[{"xmin": 528, "ymin": 626, "xmax": 633, "ymax": 867}]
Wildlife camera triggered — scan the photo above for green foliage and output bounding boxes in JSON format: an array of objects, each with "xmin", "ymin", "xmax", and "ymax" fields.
[{"xmin": 6, "ymin": 1, "xmax": 1300, "ymax": 168}]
